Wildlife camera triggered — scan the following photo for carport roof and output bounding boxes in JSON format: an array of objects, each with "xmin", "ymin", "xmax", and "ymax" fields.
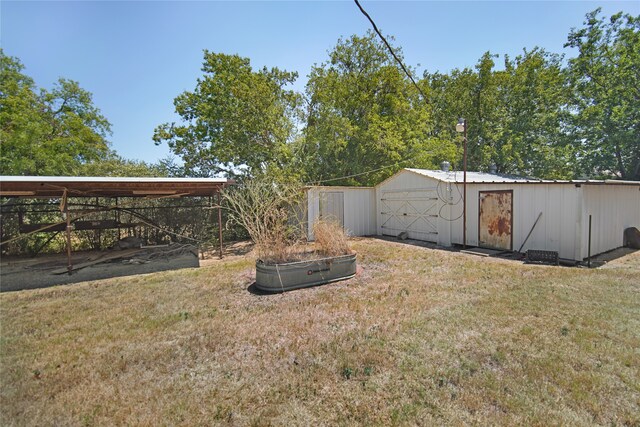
[
  {"xmin": 0, "ymin": 176, "xmax": 230, "ymax": 198},
  {"xmin": 404, "ymin": 169, "xmax": 640, "ymax": 186}
]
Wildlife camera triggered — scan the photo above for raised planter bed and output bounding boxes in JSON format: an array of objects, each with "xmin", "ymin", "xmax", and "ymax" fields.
[{"xmin": 255, "ymin": 253, "xmax": 356, "ymax": 292}]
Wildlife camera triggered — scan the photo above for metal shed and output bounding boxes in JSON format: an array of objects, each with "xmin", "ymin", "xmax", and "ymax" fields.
[
  {"xmin": 377, "ymin": 169, "xmax": 640, "ymax": 261},
  {"xmin": 305, "ymin": 186, "xmax": 376, "ymax": 240},
  {"xmin": 308, "ymin": 169, "xmax": 640, "ymax": 262}
]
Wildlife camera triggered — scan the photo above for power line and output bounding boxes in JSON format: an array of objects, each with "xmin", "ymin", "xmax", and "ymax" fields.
[
  {"xmin": 307, "ymin": 162, "xmax": 403, "ymax": 185},
  {"xmin": 307, "ymin": 149, "xmax": 439, "ymax": 185},
  {"xmin": 354, "ymin": 0, "xmax": 429, "ymax": 103}
]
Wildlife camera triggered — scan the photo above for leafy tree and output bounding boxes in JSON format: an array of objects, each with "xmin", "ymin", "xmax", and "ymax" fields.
[
  {"xmin": 565, "ymin": 9, "xmax": 640, "ymax": 180},
  {"xmin": 300, "ymin": 33, "xmax": 456, "ymax": 186},
  {"xmin": 0, "ymin": 50, "xmax": 111, "ymax": 175},
  {"xmin": 153, "ymin": 51, "xmax": 299, "ymax": 178},
  {"xmin": 500, "ymin": 49, "xmax": 574, "ymax": 178},
  {"xmin": 424, "ymin": 49, "xmax": 573, "ymax": 178},
  {"xmin": 78, "ymin": 151, "xmax": 166, "ymax": 177}
]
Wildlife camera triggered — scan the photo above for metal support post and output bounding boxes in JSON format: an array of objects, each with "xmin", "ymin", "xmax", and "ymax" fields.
[
  {"xmin": 62, "ymin": 190, "xmax": 73, "ymax": 275},
  {"xmin": 463, "ymin": 119, "xmax": 467, "ymax": 249},
  {"xmin": 217, "ymin": 192, "xmax": 223, "ymax": 259}
]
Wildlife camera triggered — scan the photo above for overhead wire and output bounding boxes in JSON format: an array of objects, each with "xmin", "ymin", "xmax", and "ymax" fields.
[
  {"xmin": 353, "ymin": 0, "xmax": 429, "ymax": 103},
  {"xmin": 307, "ymin": 162, "xmax": 405, "ymax": 186},
  {"xmin": 436, "ymin": 171, "xmax": 465, "ymax": 222},
  {"xmin": 353, "ymin": 0, "xmax": 452, "ymax": 139},
  {"xmin": 349, "ymin": 2, "xmax": 465, "ymax": 225},
  {"xmin": 305, "ymin": 148, "xmax": 442, "ymax": 186},
  {"xmin": 305, "ymin": 1, "xmax": 461, "ymax": 190}
]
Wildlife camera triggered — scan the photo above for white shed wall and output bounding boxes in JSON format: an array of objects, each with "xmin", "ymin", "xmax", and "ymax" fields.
[
  {"xmin": 306, "ymin": 187, "xmax": 376, "ymax": 240},
  {"xmin": 581, "ymin": 185, "xmax": 640, "ymax": 259},
  {"xmin": 375, "ymin": 170, "xmax": 453, "ymax": 246},
  {"xmin": 456, "ymin": 183, "xmax": 582, "ymax": 259},
  {"xmin": 324, "ymin": 168, "xmax": 640, "ymax": 261}
]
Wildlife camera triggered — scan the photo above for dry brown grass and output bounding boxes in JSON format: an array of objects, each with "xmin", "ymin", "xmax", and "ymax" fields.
[
  {"xmin": 312, "ymin": 220, "xmax": 351, "ymax": 257},
  {"xmin": 1, "ymin": 238, "xmax": 639, "ymax": 426}
]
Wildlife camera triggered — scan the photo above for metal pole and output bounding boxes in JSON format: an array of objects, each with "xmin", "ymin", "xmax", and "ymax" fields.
[
  {"xmin": 588, "ymin": 214, "xmax": 592, "ymax": 268},
  {"xmin": 218, "ymin": 192, "xmax": 223, "ymax": 259},
  {"xmin": 115, "ymin": 197, "xmax": 121, "ymax": 240},
  {"xmin": 463, "ymin": 119, "xmax": 467, "ymax": 249},
  {"xmin": 63, "ymin": 191, "xmax": 73, "ymax": 275},
  {"xmin": 95, "ymin": 196, "xmax": 101, "ymax": 249}
]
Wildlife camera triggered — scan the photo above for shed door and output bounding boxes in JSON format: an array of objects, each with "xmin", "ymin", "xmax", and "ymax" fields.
[
  {"xmin": 380, "ymin": 188, "xmax": 439, "ymax": 242},
  {"xmin": 478, "ymin": 190, "xmax": 513, "ymax": 250},
  {"xmin": 319, "ymin": 192, "xmax": 344, "ymax": 226}
]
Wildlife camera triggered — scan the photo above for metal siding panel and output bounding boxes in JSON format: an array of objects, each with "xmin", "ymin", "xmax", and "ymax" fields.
[
  {"xmin": 529, "ymin": 184, "xmax": 547, "ymax": 252},
  {"xmin": 574, "ymin": 186, "xmax": 584, "ymax": 261},
  {"xmin": 561, "ymin": 187, "xmax": 579, "ymax": 259},
  {"xmin": 583, "ymin": 185, "xmax": 640, "ymax": 257},
  {"xmin": 458, "ymin": 183, "xmax": 580, "ymax": 259},
  {"xmin": 319, "ymin": 191, "xmax": 344, "ymax": 225},
  {"xmin": 334, "ymin": 188, "xmax": 376, "ymax": 237},
  {"xmin": 354, "ymin": 189, "xmax": 362, "ymax": 235},
  {"xmin": 549, "ymin": 186, "xmax": 561, "ymax": 253},
  {"xmin": 542, "ymin": 185, "xmax": 555, "ymax": 253},
  {"xmin": 369, "ymin": 188, "xmax": 376, "ymax": 235},
  {"xmin": 307, "ymin": 189, "xmax": 319, "ymax": 240},
  {"xmin": 436, "ymin": 182, "xmax": 453, "ymax": 246},
  {"xmin": 344, "ymin": 189, "xmax": 356, "ymax": 236}
]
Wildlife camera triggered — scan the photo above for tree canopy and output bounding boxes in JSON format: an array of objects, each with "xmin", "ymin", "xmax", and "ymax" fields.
[
  {"xmin": 298, "ymin": 33, "xmax": 456, "ymax": 186},
  {"xmin": 2, "ymin": 9, "xmax": 637, "ymax": 183},
  {"xmin": 565, "ymin": 9, "xmax": 640, "ymax": 180},
  {"xmin": 153, "ymin": 51, "xmax": 300, "ymax": 178},
  {"xmin": 0, "ymin": 50, "xmax": 112, "ymax": 176},
  {"xmin": 425, "ymin": 49, "xmax": 574, "ymax": 178}
]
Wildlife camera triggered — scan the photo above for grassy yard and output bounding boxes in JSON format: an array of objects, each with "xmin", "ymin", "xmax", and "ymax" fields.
[{"xmin": 1, "ymin": 238, "xmax": 639, "ymax": 426}]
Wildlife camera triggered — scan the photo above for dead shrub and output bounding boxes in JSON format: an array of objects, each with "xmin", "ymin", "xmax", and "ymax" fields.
[
  {"xmin": 222, "ymin": 177, "xmax": 307, "ymax": 264},
  {"xmin": 313, "ymin": 220, "xmax": 351, "ymax": 257}
]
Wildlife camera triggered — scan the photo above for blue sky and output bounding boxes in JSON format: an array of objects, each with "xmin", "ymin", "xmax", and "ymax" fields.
[{"xmin": 2, "ymin": 1, "xmax": 639, "ymax": 164}]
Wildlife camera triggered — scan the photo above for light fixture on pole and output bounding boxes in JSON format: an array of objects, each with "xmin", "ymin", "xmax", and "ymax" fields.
[{"xmin": 456, "ymin": 118, "xmax": 467, "ymax": 249}]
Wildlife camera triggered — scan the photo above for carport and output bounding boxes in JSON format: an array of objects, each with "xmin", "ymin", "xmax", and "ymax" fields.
[{"xmin": 0, "ymin": 176, "xmax": 230, "ymax": 273}]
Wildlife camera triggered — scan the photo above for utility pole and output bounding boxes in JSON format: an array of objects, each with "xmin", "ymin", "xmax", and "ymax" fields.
[{"xmin": 456, "ymin": 118, "xmax": 468, "ymax": 249}]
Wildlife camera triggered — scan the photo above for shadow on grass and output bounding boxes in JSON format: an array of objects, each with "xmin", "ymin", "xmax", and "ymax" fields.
[
  {"xmin": 246, "ymin": 282, "xmax": 276, "ymax": 296},
  {"xmin": 1, "ymin": 253, "xmax": 200, "ymax": 293},
  {"xmin": 368, "ymin": 235, "xmax": 638, "ymax": 268}
]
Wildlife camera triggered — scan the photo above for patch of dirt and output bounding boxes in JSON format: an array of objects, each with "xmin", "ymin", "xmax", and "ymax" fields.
[
  {"xmin": 200, "ymin": 241, "xmax": 254, "ymax": 266},
  {"xmin": 1, "ymin": 249, "xmax": 200, "ymax": 292},
  {"xmin": 596, "ymin": 247, "xmax": 640, "ymax": 270}
]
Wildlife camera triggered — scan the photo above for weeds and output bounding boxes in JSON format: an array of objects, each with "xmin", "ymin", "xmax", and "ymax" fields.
[
  {"xmin": 223, "ymin": 178, "xmax": 353, "ymax": 264},
  {"xmin": 341, "ymin": 366, "xmax": 354, "ymax": 380},
  {"xmin": 313, "ymin": 220, "xmax": 351, "ymax": 257},
  {"xmin": 222, "ymin": 176, "xmax": 306, "ymax": 264}
]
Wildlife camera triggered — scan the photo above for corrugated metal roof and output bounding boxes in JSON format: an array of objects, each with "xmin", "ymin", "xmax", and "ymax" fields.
[
  {"xmin": 406, "ymin": 169, "xmax": 533, "ymax": 183},
  {"xmin": 304, "ymin": 185, "xmax": 374, "ymax": 190},
  {"xmin": 404, "ymin": 169, "xmax": 640, "ymax": 185},
  {"xmin": 0, "ymin": 176, "xmax": 227, "ymax": 184},
  {"xmin": 0, "ymin": 175, "xmax": 229, "ymax": 198}
]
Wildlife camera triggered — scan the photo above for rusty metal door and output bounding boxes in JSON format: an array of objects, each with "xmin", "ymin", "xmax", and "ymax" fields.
[{"xmin": 478, "ymin": 190, "xmax": 513, "ymax": 250}]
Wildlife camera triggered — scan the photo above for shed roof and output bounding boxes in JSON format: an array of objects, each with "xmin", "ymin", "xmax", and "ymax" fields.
[
  {"xmin": 404, "ymin": 169, "xmax": 640, "ymax": 186},
  {"xmin": 0, "ymin": 176, "xmax": 230, "ymax": 198}
]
